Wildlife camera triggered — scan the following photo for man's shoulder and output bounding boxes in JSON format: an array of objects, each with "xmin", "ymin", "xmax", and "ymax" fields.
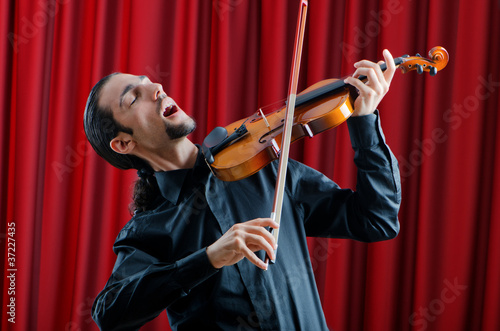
[{"xmin": 116, "ymin": 199, "xmax": 170, "ymax": 239}]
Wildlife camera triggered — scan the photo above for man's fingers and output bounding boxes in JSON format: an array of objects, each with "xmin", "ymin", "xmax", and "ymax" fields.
[
  {"xmin": 382, "ymin": 49, "xmax": 396, "ymax": 84},
  {"xmin": 343, "ymin": 49, "xmax": 396, "ymax": 117},
  {"xmin": 207, "ymin": 218, "xmax": 279, "ymax": 269},
  {"xmin": 240, "ymin": 245, "xmax": 269, "ymax": 270},
  {"xmin": 350, "ymin": 67, "xmax": 385, "ymax": 94},
  {"xmin": 383, "ymin": 49, "xmax": 396, "ymax": 70},
  {"xmin": 249, "ymin": 224, "xmax": 278, "ymax": 246},
  {"xmin": 230, "ymin": 232, "xmax": 275, "ymax": 270},
  {"xmin": 238, "ymin": 218, "xmax": 279, "ymax": 249},
  {"xmin": 353, "ymin": 58, "xmax": 378, "ymax": 69},
  {"xmin": 245, "ymin": 217, "xmax": 280, "ymax": 229},
  {"xmin": 232, "ymin": 224, "xmax": 277, "ymax": 254},
  {"xmin": 245, "ymin": 232, "xmax": 276, "ymax": 259},
  {"xmin": 352, "ymin": 49, "xmax": 395, "ymax": 86}
]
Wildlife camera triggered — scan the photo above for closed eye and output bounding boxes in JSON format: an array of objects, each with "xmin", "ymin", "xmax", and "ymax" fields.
[{"xmin": 130, "ymin": 91, "xmax": 140, "ymax": 107}]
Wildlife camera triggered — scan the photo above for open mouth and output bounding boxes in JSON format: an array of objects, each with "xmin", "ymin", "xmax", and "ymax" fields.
[{"xmin": 163, "ymin": 103, "xmax": 178, "ymax": 117}]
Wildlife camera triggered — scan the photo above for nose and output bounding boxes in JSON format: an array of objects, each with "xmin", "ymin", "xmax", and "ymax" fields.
[{"xmin": 150, "ymin": 83, "xmax": 165, "ymax": 101}]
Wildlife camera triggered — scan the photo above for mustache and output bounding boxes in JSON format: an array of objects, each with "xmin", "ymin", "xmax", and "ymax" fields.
[{"xmin": 156, "ymin": 93, "xmax": 167, "ymax": 115}]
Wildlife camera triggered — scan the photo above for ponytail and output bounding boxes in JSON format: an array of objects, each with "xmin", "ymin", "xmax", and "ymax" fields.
[{"xmin": 131, "ymin": 167, "xmax": 161, "ymax": 213}]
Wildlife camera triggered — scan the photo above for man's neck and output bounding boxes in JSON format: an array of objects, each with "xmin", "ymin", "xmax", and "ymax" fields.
[{"xmin": 139, "ymin": 138, "xmax": 199, "ymax": 172}]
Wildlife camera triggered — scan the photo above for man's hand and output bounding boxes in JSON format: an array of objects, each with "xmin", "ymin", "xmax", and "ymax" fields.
[
  {"xmin": 344, "ymin": 49, "xmax": 396, "ymax": 117},
  {"xmin": 206, "ymin": 218, "xmax": 279, "ymax": 270}
]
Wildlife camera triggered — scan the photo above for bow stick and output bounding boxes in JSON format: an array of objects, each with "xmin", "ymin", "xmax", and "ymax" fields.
[{"xmin": 265, "ymin": 0, "xmax": 308, "ymax": 265}]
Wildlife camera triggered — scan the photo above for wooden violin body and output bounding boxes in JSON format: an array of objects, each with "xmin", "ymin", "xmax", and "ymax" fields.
[
  {"xmin": 207, "ymin": 79, "xmax": 354, "ymax": 181},
  {"xmin": 202, "ymin": 46, "xmax": 449, "ymax": 182}
]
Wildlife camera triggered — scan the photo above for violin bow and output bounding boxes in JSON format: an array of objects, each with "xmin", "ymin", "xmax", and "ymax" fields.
[{"xmin": 266, "ymin": 0, "xmax": 308, "ymax": 265}]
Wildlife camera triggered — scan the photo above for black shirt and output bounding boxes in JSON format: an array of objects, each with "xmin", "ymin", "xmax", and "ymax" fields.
[{"xmin": 92, "ymin": 112, "xmax": 401, "ymax": 330}]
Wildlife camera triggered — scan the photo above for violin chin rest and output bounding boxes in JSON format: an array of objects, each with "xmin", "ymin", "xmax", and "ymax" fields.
[{"xmin": 202, "ymin": 127, "xmax": 228, "ymax": 164}]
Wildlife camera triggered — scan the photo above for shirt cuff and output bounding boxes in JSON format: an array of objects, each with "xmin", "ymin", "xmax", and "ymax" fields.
[
  {"xmin": 346, "ymin": 110, "xmax": 382, "ymax": 149},
  {"xmin": 174, "ymin": 248, "xmax": 219, "ymax": 292}
]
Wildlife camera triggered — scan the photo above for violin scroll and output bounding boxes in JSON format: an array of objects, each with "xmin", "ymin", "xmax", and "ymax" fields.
[{"xmin": 398, "ymin": 46, "xmax": 449, "ymax": 76}]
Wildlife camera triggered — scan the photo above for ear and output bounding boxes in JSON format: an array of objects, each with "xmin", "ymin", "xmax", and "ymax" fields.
[{"xmin": 110, "ymin": 132, "xmax": 136, "ymax": 155}]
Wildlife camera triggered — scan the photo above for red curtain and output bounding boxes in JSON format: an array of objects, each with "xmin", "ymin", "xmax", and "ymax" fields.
[{"xmin": 2, "ymin": 0, "xmax": 499, "ymax": 330}]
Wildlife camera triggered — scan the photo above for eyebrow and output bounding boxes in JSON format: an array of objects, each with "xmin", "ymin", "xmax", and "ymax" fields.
[{"xmin": 119, "ymin": 75, "xmax": 147, "ymax": 108}]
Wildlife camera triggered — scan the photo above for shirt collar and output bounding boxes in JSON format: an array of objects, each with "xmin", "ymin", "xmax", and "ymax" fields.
[{"xmin": 154, "ymin": 146, "xmax": 210, "ymax": 205}]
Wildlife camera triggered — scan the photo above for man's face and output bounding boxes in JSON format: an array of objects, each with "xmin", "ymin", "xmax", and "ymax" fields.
[{"xmin": 99, "ymin": 73, "xmax": 196, "ymax": 152}]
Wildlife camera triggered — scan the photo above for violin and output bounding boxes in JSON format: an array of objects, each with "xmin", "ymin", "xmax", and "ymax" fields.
[{"xmin": 202, "ymin": 46, "xmax": 449, "ymax": 182}]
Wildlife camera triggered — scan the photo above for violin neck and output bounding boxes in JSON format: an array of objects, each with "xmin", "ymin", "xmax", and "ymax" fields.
[
  {"xmin": 295, "ymin": 56, "xmax": 404, "ymax": 107},
  {"xmin": 356, "ymin": 56, "xmax": 404, "ymax": 82}
]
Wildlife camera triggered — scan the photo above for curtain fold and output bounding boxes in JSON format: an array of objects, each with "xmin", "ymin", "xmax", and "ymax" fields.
[{"xmin": 2, "ymin": 0, "xmax": 499, "ymax": 330}]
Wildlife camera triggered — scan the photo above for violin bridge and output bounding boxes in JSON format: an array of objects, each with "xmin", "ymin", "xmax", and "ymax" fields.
[
  {"xmin": 302, "ymin": 123, "xmax": 314, "ymax": 138},
  {"xmin": 271, "ymin": 138, "xmax": 281, "ymax": 157},
  {"xmin": 259, "ymin": 108, "xmax": 271, "ymax": 130}
]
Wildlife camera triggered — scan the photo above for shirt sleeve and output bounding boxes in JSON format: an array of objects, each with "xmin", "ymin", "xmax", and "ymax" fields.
[
  {"xmin": 291, "ymin": 110, "xmax": 401, "ymax": 242},
  {"xmin": 92, "ymin": 228, "xmax": 219, "ymax": 331}
]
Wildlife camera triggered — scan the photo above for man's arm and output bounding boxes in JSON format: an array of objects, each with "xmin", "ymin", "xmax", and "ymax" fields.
[
  {"xmin": 93, "ymin": 217, "xmax": 279, "ymax": 330},
  {"xmin": 293, "ymin": 50, "xmax": 400, "ymax": 241},
  {"xmin": 291, "ymin": 111, "xmax": 401, "ymax": 242},
  {"xmin": 92, "ymin": 244, "xmax": 218, "ymax": 330}
]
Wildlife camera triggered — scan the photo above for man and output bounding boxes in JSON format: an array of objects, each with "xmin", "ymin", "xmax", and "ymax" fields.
[{"xmin": 85, "ymin": 49, "xmax": 401, "ymax": 330}]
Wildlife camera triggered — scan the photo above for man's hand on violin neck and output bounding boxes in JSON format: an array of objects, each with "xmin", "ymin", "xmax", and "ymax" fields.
[
  {"xmin": 345, "ymin": 49, "xmax": 396, "ymax": 117},
  {"xmin": 206, "ymin": 218, "xmax": 279, "ymax": 270}
]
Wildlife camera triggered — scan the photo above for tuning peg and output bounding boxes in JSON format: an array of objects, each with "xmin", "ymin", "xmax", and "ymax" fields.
[
  {"xmin": 416, "ymin": 64, "xmax": 423, "ymax": 74},
  {"xmin": 429, "ymin": 66, "xmax": 437, "ymax": 76}
]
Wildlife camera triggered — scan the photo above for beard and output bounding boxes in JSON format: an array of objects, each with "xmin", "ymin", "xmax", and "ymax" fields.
[{"xmin": 164, "ymin": 116, "xmax": 197, "ymax": 140}]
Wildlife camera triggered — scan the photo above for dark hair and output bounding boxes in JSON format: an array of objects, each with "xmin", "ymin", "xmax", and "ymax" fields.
[{"xmin": 83, "ymin": 73, "xmax": 161, "ymax": 213}]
